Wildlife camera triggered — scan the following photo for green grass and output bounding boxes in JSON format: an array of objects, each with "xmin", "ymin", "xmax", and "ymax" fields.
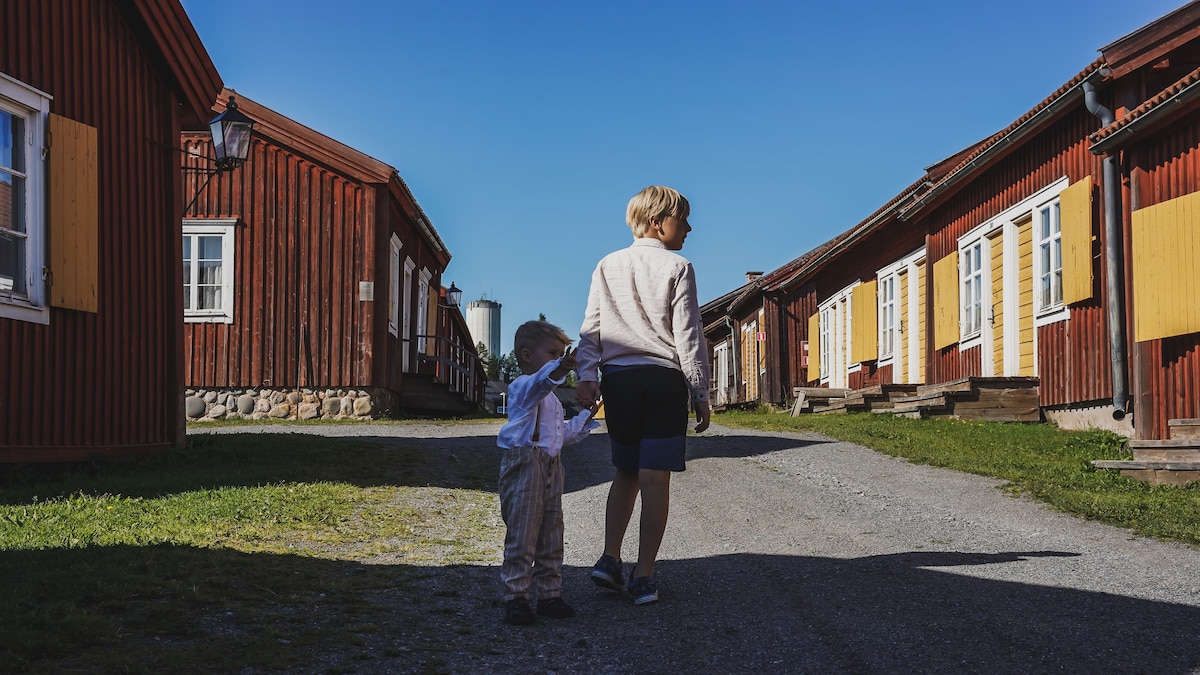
[
  {"xmin": 0, "ymin": 432, "xmax": 504, "ymax": 673},
  {"xmin": 716, "ymin": 409, "xmax": 1200, "ymax": 547}
]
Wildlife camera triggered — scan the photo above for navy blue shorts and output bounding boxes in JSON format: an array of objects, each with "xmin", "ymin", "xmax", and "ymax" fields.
[{"xmin": 600, "ymin": 365, "xmax": 689, "ymax": 472}]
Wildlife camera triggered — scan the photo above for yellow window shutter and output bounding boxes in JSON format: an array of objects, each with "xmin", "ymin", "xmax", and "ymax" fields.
[
  {"xmin": 933, "ymin": 252, "xmax": 959, "ymax": 350},
  {"xmin": 851, "ymin": 280, "xmax": 878, "ymax": 363},
  {"xmin": 1132, "ymin": 190, "xmax": 1200, "ymax": 341},
  {"xmin": 807, "ymin": 312, "xmax": 820, "ymax": 381},
  {"xmin": 1060, "ymin": 176, "xmax": 1094, "ymax": 305},
  {"xmin": 47, "ymin": 113, "xmax": 98, "ymax": 312}
]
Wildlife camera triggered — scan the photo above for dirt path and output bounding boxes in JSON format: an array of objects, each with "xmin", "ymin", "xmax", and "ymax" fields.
[{"xmin": 197, "ymin": 420, "xmax": 1200, "ymax": 673}]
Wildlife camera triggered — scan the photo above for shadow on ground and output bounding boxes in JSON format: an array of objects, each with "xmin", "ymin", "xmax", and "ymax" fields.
[{"xmin": 4, "ymin": 543, "xmax": 1197, "ymax": 674}]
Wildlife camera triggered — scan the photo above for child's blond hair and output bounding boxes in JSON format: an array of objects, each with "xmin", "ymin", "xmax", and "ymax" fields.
[
  {"xmin": 626, "ymin": 185, "xmax": 690, "ymax": 238},
  {"xmin": 513, "ymin": 320, "xmax": 571, "ymax": 366}
]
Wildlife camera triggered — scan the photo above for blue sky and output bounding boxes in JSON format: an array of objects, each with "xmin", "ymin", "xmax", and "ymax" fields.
[{"xmin": 181, "ymin": 0, "xmax": 1183, "ymax": 355}]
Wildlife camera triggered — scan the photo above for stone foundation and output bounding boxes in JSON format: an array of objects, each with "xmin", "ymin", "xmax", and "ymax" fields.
[{"xmin": 185, "ymin": 387, "xmax": 381, "ymax": 422}]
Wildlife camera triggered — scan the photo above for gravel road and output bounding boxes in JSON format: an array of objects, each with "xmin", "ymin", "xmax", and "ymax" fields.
[{"xmin": 194, "ymin": 420, "xmax": 1200, "ymax": 673}]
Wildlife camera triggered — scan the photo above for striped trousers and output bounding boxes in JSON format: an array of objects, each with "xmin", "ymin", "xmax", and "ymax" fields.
[{"xmin": 498, "ymin": 445, "xmax": 565, "ymax": 601}]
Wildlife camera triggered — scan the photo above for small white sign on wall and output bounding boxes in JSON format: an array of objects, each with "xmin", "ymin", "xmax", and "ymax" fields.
[{"xmin": 359, "ymin": 281, "xmax": 374, "ymax": 301}]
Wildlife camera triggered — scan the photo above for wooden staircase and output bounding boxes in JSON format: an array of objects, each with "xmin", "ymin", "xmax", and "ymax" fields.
[
  {"xmin": 799, "ymin": 377, "xmax": 1040, "ymax": 422},
  {"xmin": 1093, "ymin": 419, "xmax": 1200, "ymax": 486},
  {"xmin": 398, "ymin": 374, "xmax": 481, "ymax": 417}
]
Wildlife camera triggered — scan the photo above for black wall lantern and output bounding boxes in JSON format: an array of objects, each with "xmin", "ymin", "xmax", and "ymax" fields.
[
  {"xmin": 445, "ymin": 282, "xmax": 463, "ymax": 308},
  {"xmin": 209, "ymin": 96, "xmax": 255, "ymax": 171},
  {"xmin": 182, "ymin": 95, "xmax": 256, "ymax": 214}
]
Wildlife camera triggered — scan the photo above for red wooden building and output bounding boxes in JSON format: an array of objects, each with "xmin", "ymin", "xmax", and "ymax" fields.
[
  {"xmin": 181, "ymin": 91, "xmax": 484, "ymax": 419},
  {"xmin": 0, "ymin": 0, "xmax": 222, "ymax": 461},
  {"xmin": 704, "ymin": 1, "xmax": 1200, "ymax": 479}
]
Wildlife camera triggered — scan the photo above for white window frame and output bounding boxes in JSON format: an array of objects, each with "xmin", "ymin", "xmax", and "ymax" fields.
[
  {"xmin": 817, "ymin": 281, "xmax": 860, "ymax": 388},
  {"xmin": 878, "ymin": 274, "xmax": 896, "ymax": 361},
  {"xmin": 0, "ymin": 73, "xmax": 51, "ymax": 324},
  {"xmin": 877, "ymin": 248, "xmax": 925, "ymax": 382},
  {"xmin": 1034, "ymin": 197, "xmax": 1066, "ymax": 320},
  {"xmin": 182, "ymin": 218, "xmax": 236, "ymax": 324},
  {"xmin": 960, "ymin": 238, "xmax": 985, "ymax": 345},
  {"xmin": 388, "ymin": 235, "xmax": 402, "ymax": 337},
  {"xmin": 416, "ymin": 267, "xmax": 431, "ymax": 355},
  {"xmin": 403, "ymin": 257, "xmax": 415, "ymax": 369}
]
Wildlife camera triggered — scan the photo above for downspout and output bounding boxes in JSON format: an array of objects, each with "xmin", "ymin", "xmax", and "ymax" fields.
[
  {"xmin": 1082, "ymin": 75, "xmax": 1129, "ymax": 420},
  {"xmin": 726, "ymin": 315, "xmax": 741, "ymax": 403}
]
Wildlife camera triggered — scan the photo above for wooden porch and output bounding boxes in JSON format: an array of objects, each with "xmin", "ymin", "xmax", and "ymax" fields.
[
  {"xmin": 1093, "ymin": 419, "xmax": 1200, "ymax": 486},
  {"xmin": 795, "ymin": 377, "xmax": 1041, "ymax": 422}
]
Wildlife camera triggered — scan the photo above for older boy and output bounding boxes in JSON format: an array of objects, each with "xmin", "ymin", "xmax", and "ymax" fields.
[
  {"xmin": 497, "ymin": 320, "xmax": 599, "ymax": 625},
  {"xmin": 576, "ymin": 185, "xmax": 711, "ymax": 606}
]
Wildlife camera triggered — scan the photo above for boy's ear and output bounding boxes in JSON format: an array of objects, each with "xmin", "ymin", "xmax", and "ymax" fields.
[{"xmin": 518, "ymin": 347, "xmax": 530, "ymax": 364}]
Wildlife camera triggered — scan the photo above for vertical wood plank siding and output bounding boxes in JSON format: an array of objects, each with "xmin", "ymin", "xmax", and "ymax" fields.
[
  {"xmin": 1130, "ymin": 113, "xmax": 1200, "ymax": 438},
  {"xmin": 182, "ymin": 134, "xmax": 373, "ymax": 389},
  {"xmin": 924, "ymin": 109, "xmax": 1112, "ymax": 406},
  {"xmin": 1, "ymin": 0, "xmax": 185, "ymax": 459}
]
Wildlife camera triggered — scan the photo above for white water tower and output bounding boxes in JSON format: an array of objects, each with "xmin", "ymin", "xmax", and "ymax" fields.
[{"xmin": 466, "ymin": 299, "xmax": 502, "ymax": 360}]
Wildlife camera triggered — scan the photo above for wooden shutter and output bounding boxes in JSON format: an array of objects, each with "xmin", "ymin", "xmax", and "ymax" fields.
[
  {"xmin": 933, "ymin": 252, "xmax": 959, "ymax": 350},
  {"xmin": 47, "ymin": 113, "xmax": 98, "ymax": 312},
  {"xmin": 851, "ymin": 280, "xmax": 878, "ymax": 363},
  {"xmin": 1132, "ymin": 190, "xmax": 1200, "ymax": 341},
  {"xmin": 1060, "ymin": 176, "xmax": 1094, "ymax": 305},
  {"xmin": 807, "ymin": 312, "xmax": 820, "ymax": 382}
]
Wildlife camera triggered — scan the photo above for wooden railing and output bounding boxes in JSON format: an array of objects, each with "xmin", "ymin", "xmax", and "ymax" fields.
[{"xmin": 416, "ymin": 334, "xmax": 488, "ymax": 405}]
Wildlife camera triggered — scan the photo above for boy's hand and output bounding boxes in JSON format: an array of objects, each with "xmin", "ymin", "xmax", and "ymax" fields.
[{"xmin": 552, "ymin": 346, "xmax": 577, "ymax": 380}]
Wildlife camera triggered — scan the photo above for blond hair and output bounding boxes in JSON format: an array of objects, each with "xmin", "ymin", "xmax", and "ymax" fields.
[
  {"xmin": 513, "ymin": 320, "xmax": 571, "ymax": 366},
  {"xmin": 626, "ymin": 185, "xmax": 690, "ymax": 238}
]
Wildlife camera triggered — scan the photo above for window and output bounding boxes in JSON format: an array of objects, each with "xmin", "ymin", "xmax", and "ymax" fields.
[
  {"xmin": 1036, "ymin": 199, "xmax": 1062, "ymax": 313},
  {"xmin": 0, "ymin": 73, "xmax": 50, "ymax": 324},
  {"xmin": 961, "ymin": 240, "xmax": 984, "ymax": 339},
  {"xmin": 819, "ymin": 306, "xmax": 833, "ymax": 380},
  {"xmin": 182, "ymin": 219, "xmax": 236, "ymax": 323},
  {"xmin": 417, "ymin": 268, "xmax": 431, "ymax": 354},
  {"xmin": 878, "ymin": 275, "xmax": 895, "ymax": 359},
  {"xmin": 388, "ymin": 235, "xmax": 402, "ymax": 336}
]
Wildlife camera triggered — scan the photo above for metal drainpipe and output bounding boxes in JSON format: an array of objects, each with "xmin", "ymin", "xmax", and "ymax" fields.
[{"xmin": 1083, "ymin": 77, "xmax": 1130, "ymax": 420}]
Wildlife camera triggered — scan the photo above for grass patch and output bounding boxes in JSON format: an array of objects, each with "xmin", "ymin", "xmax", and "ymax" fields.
[
  {"xmin": 0, "ymin": 432, "xmax": 504, "ymax": 673},
  {"xmin": 716, "ymin": 410, "xmax": 1200, "ymax": 547}
]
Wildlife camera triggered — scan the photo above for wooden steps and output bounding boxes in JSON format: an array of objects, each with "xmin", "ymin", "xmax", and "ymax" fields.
[
  {"xmin": 1092, "ymin": 420, "xmax": 1200, "ymax": 486},
  {"xmin": 800, "ymin": 377, "xmax": 1039, "ymax": 422}
]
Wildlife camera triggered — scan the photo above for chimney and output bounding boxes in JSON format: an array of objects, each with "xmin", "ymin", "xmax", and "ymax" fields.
[{"xmin": 746, "ymin": 271, "xmax": 764, "ymax": 282}]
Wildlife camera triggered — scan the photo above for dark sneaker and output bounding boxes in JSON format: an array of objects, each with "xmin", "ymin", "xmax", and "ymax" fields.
[
  {"xmin": 626, "ymin": 575, "xmax": 658, "ymax": 605},
  {"xmin": 591, "ymin": 554, "xmax": 625, "ymax": 593},
  {"xmin": 536, "ymin": 597, "xmax": 576, "ymax": 619},
  {"xmin": 504, "ymin": 598, "xmax": 535, "ymax": 626}
]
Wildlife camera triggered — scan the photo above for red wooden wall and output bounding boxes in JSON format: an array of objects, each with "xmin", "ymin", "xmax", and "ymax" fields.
[
  {"xmin": 0, "ymin": 0, "xmax": 216, "ymax": 460},
  {"xmin": 921, "ymin": 108, "xmax": 1113, "ymax": 407},
  {"xmin": 181, "ymin": 132, "xmax": 377, "ymax": 390}
]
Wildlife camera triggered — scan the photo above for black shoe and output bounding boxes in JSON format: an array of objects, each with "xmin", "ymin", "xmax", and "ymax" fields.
[
  {"xmin": 536, "ymin": 597, "xmax": 576, "ymax": 619},
  {"xmin": 504, "ymin": 598, "xmax": 535, "ymax": 625},
  {"xmin": 591, "ymin": 554, "xmax": 625, "ymax": 593}
]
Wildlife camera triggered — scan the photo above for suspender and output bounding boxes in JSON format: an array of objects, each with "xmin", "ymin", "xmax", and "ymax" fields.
[{"xmin": 531, "ymin": 402, "xmax": 542, "ymax": 444}]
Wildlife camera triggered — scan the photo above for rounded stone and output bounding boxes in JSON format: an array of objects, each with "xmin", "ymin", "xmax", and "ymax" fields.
[
  {"xmin": 237, "ymin": 394, "xmax": 256, "ymax": 415},
  {"xmin": 353, "ymin": 397, "xmax": 373, "ymax": 416},
  {"xmin": 185, "ymin": 396, "xmax": 207, "ymax": 419}
]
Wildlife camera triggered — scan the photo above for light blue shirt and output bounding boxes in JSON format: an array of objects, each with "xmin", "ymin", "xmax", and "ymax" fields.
[{"xmin": 497, "ymin": 358, "xmax": 599, "ymax": 456}]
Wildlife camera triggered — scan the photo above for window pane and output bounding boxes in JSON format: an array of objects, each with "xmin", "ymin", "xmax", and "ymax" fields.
[
  {"xmin": 1040, "ymin": 243, "xmax": 1050, "ymax": 273},
  {"xmin": 0, "ymin": 232, "xmax": 25, "ymax": 294},
  {"xmin": 1, "ymin": 172, "xmax": 26, "ymax": 234},
  {"xmin": 1052, "ymin": 202, "xmax": 1061, "ymax": 234},
  {"xmin": 198, "ymin": 235, "xmax": 223, "ymax": 260},
  {"xmin": 200, "ymin": 286, "xmax": 221, "ymax": 310},
  {"xmin": 0, "ymin": 110, "xmax": 25, "ymax": 172},
  {"xmin": 199, "ymin": 260, "xmax": 222, "ymax": 284},
  {"xmin": 1040, "ymin": 207, "xmax": 1051, "ymax": 240}
]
